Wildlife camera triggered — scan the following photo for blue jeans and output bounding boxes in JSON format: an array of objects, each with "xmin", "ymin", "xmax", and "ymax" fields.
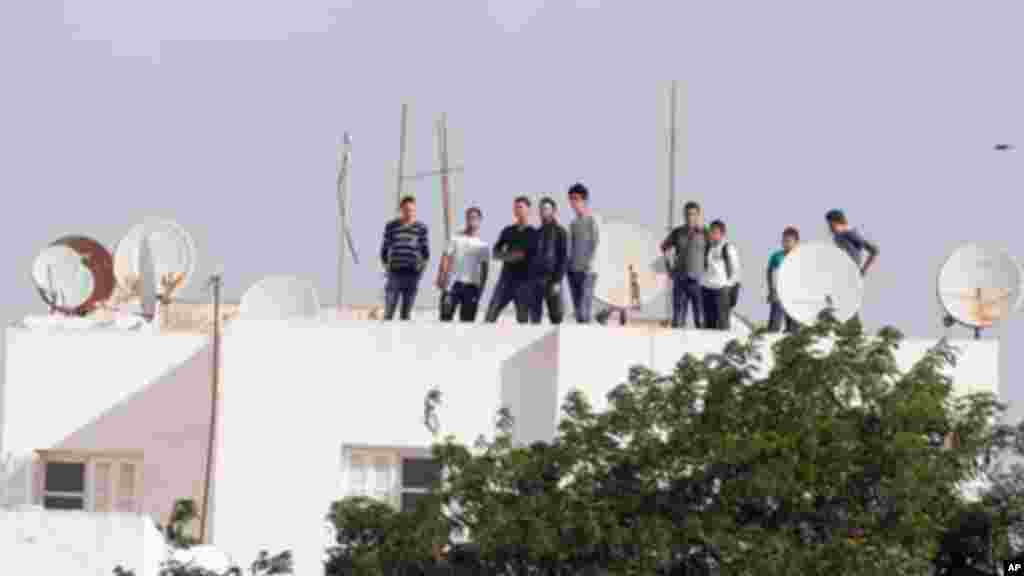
[
  {"xmin": 567, "ymin": 271, "xmax": 596, "ymax": 324},
  {"xmin": 671, "ymin": 275, "xmax": 704, "ymax": 328},
  {"xmin": 384, "ymin": 270, "xmax": 421, "ymax": 321},
  {"xmin": 768, "ymin": 299, "xmax": 796, "ymax": 332},
  {"xmin": 485, "ymin": 275, "xmax": 532, "ymax": 323}
]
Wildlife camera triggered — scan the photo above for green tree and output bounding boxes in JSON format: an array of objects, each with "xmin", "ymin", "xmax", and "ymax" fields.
[{"xmin": 329, "ymin": 314, "xmax": 1012, "ymax": 575}]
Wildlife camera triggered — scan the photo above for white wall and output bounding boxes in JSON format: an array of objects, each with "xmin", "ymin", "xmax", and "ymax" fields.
[
  {"xmin": 213, "ymin": 320, "xmax": 999, "ymax": 574},
  {"xmin": 213, "ymin": 319, "xmax": 556, "ymax": 574},
  {"xmin": 1, "ymin": 328, "xmax": 210, "ymax": 521},
  {"xmin": 0, "ymin": 509, "xmax": 165, "ymax": 576}
]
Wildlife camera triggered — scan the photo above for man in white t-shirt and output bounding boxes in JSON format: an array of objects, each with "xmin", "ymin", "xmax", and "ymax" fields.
[
  {"xmin": 700, "ymin": 219, "xmax": 741, "ymax": 330},
  {"xmin": 436, "ymin": 207, "xmax": 490, "ymax": 322}
]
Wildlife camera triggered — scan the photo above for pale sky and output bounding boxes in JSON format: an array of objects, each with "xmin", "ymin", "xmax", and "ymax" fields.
[{"xmin": 1, "ymin": 1, "xmax": 1021, "ymax": 417}]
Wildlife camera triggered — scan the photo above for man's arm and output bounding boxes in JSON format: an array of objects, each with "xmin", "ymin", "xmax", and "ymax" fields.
[
  {"xmin": 435, "ymin": 239, "xmax": 455, "ymax": 289},
  {"xmin": 418, "ymin": 224, "xmax": 430, "ymax": 271},
  {"xmin": 554, "ymin": 226, "xmax": 569, "ymax": 282},
  {"xmin": 479, "ymin": 259, "xmax": 489, "ymax": 293},
  {"xmin": 584, "ymin": 218, "xmax": 599, "ymax": 271},
  {"xmin": 766, "ymin": 261, "xmax": 776, "ymax": 302},
  {"xmin": 660, "ymin": 228, "xmax": 677, "ymax": 253},
  {"xmin": 852, "ymin": 230, "xmax": 879, "ymax": 275},
  {"xmin": 380, "ymin": 221, "xmax": 393, "ymax": 268}
]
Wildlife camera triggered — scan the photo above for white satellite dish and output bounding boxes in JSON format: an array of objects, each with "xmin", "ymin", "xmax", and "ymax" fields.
[
  {"xmin": 31, "ymin": 244, "xmax": 95, "ymax": 311},
  {"xmin": 114, "ymin": 219, "xmax": 197, "ymax": 298},
  {"xmin": 937, "ymin": 243, "xmax": 1023, "ymax": 331},
  {"xmin": 590, "ymin": 214, "xmax": 670, "ymax": 309},
  {"xmin": 776, "ymin": 242, "xmax": 864, "ymax": 324},
  {"xmin": 240, "ymin": 276, "xmax": 321, "ymax": 320}
]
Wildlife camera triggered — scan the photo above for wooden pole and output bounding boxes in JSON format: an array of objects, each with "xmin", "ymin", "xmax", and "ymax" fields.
[{"xmin": 199, "ymin": 274, "xmax": 221, "ymax": 544}]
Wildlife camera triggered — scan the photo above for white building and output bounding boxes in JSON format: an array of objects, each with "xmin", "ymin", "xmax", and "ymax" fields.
[{"xmin": 0, "ymin": 304, "xmax": 1000, "ymax": 575}]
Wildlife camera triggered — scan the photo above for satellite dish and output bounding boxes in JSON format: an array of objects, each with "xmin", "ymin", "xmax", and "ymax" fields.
[
  {"xmin": 240, "ymin": 276, "xmax": 321, "ymax": 320},
  {"xmin": 776, "ymin": 242, "xmax": 864, "ymax": 324},
  {"xmin": 114, "ymin": 219, "xmax": 197, "ymax": 300},
  {"xmin": 590, "ymin": 215, "xmax": 670, "ymax": 309},
  {"xmin": 937, "ymin": 244, "xmax": 1023, "ymax": 331},
  {"xmin": 31, "ymin": 235, "xmax": 115, "ymax": 315}
]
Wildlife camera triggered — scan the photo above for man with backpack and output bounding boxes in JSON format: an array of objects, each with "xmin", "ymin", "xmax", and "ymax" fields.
[{"xmin": 701, "ymin": 220, "xmax": 741, "ymax": 330}]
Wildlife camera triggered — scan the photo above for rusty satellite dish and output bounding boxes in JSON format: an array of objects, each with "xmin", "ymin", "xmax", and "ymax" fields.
[
  {"xmin": 590, "ymin": 215, "xmax": 670, "ymax": 310},
  {"xmin": 777, "ymin": 242, "xmax": 864, "ymax": 325},
  {"xmin": 938, "ymin": 244, "xmax": 1023, "ymax": 334},
  {"xmin": 31, "ymin": 235, "xmax": 115, "ymax": 315}
]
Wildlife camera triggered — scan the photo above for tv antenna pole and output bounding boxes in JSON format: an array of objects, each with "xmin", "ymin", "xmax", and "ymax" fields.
[
  {"xmin": 665, "ymin": 81, "xmax": 682, "ymax": 323},
  {"xmin": 199, "ymin": 273, "xmax": 221, "ymax": 544},
  {"xmin": 336, "ymin": 132, "xmax": 359, "ymax": 310}
]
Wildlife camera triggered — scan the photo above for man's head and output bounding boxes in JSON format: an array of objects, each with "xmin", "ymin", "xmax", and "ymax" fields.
[
  {"xmin": 540, "ymin": 197, "xmax": 557, "ymax": 222},
  {"xmin": 684, "ymin": 201, "xmax": 702, "ymax": 227},
  {"xmin": 782, "ymin": 226, "xmax": 799, "ymax": 252},
  {"xmin": 708, "ymin": 220, "xmax": 726, "ymax": 243},
  {"xmin": 825, "ymin": 209, "xmax": 847, "ymax": 234},
  {"xmin": 399, "ymin": 196, "xmax": 416, "ymax": 222},
  {"xmin": 567, "ymin": 183, "xmax": 588, "ymax": 215},
  {"xmin": 513, "ymin": 196, "xmax": 531, "ymax": 224},
  {"xmin": 465, "ymin": 206, "xmax": 482, "ymax": 234}
]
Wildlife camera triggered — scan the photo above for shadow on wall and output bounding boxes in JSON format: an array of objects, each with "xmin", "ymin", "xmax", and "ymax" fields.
[
  {"xmin": 47, "ymin": 344, "xmax": 214, "ymax": 526},
  {"xmin": 500, "ymin": 329, "xmax": 560, "ymax": 445}
]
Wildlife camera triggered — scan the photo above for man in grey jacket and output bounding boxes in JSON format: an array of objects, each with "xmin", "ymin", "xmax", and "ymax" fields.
[
  {"xmin": 660, "ymin": 201, "xmax": 707, "ymax": 328},
  {"xmin": 566, "ymin": 183, "xmax": 599, "ymax": 323}
]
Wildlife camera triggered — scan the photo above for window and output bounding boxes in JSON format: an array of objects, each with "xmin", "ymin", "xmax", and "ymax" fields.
[
  {"xmin": 342, "ymin": 447, "xmax": 440, "ymax": 512},
  {"xmin": 43, "ymin": 462, "xmax": 86, "ymax": 510},
  {"xmin": 37, "ymin": 451, "xmax": 142, "ymax": 513}
]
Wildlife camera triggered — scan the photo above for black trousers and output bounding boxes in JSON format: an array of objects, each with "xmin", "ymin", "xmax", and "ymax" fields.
[
  {"xmin": 768, "ymin": 300, "xmax": 796, "ymax": 333},
  {"xmin": 529, "ymin": 277, "xmax": 565, "ymax": 324},
  {"xmin": 440, "ymin": 282, "xmax": 481, "ymax": 322},
  {"xmin": 485, "ymin": 275, "xmax": 532, "ymax": 324},
  {"xmin": 702, "ymin": 287, "xmax": 732, "ymax": 331},
  {"xmin": 383, "ymin": 270, "xmax": 421, "ymax": 321},
  {"xmin": 671, "ymin": 275, "xmax": 704, "ymax": 328}
]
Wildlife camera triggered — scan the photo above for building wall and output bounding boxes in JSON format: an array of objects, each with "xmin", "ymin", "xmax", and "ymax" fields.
[
  {"xmin": 0, "ymin": 509, "xmax": 164, "ymax": 576},
  {"xmin": 213, "ymin": 321, "xmax": 999, "ymax": 574},
  {"xmin": 0, "ymin": 328, "xmax": 210, "ymax": 525}
]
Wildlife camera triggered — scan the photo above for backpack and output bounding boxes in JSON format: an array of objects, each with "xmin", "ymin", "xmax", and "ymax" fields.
[{"xmin": 705, "ymin": 241, "xmax": 741, "ymax": 307}]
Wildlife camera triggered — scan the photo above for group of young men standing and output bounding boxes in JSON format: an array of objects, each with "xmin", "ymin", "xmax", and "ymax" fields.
[
  {"xmin": 379, "ymin": 183, "xmax": 600, "ymax": 324},
  {"xmin": 379, "ymin": 185, "xmax": 880, "ymax": 331}
]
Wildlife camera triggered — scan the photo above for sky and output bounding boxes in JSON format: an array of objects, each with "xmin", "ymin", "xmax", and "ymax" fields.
[{"xmin": 0, "ymin": 0, "xmax": 1021, "ymax": 417}]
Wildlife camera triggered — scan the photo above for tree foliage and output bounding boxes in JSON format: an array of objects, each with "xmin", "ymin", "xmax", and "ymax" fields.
[{"xmin": 328, "ymin": 314, "xmax": 1017, "ymax": 575}]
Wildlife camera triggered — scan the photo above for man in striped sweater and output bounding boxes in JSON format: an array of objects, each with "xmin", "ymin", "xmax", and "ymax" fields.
[{"xmin": 379, "ymin": 196, "xmax": 430, "ymax": 321}]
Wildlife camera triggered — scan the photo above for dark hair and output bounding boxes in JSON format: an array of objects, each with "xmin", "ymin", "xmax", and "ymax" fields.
[
  {"xmin": 683, "ymin": 201, "xmax": 701, "ymax": 213},
  {"xmin": 825, "ymin": 209, "xmax": 846, "ymax": 224},
  {"xmin": 709, "ymin": 219, "xmax": 726, "ymax": 234},
  {"xmin": 540, "ymin": 197, "xmax": 557, "ymax": 210},
  {"xmin": 399, "ymin": 195, "xmax": 416, "ymax": 207},
  {"xmin": 567, "ymin": 183, "xmax": 589, "ymax": 201},
  {"xmin": 782, "ymin": 226, "xmax": 800, "ymax": 241},
  {"xmin": 466, "ymin": 206, "xmax": 482, "ymax": 219},
  {"xmin": 514, "ymin": 196, "xmax": 531, "ymax": 207}
]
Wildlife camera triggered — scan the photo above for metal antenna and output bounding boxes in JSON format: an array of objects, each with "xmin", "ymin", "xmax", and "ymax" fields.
[
  {"xmin": 438, "ymin": 113, "xmax": 453, "ymax": 243},
  {"xmin": 336, "ymin": 132, "xmax": 359, "ymax": 310},
  {"xmin": 396, "ymin": 103, "xmax": 409, "ymax": 209},
  {"xmin": 665, "ymin": 81, "xmax": 680, "ymax": 324},
  {"xmin": 199, "ymin": 273, "xmax": 222, "ymax": 544}
]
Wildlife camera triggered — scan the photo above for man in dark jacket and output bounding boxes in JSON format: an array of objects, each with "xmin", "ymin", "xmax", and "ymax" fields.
[
  {"xmin": 660, "ymin": 201, "xmax": 707, "ymax": 328},
  {"xmin": 529, "ymin": 197, "xmax": 569, "ymax": 324},
  {"xmin": 485, "ymin": 196, "xmax": 538, "ymax": 324}
]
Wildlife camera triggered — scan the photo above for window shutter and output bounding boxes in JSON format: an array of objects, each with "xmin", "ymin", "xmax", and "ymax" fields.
[
  {"xmin": 93, "ymin": 462, "xmax": 112, "ymax": 512},
  {"xmin": 372, "ymin": 456, "xmax": 392, "ymax": 501},
  {"xmin": 348, "ymin": 454, "xmax": 368, "ymax": 496},
  {"xmin": 115, "ymin": 462, "xmax": 138, "ymax": 512}
]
